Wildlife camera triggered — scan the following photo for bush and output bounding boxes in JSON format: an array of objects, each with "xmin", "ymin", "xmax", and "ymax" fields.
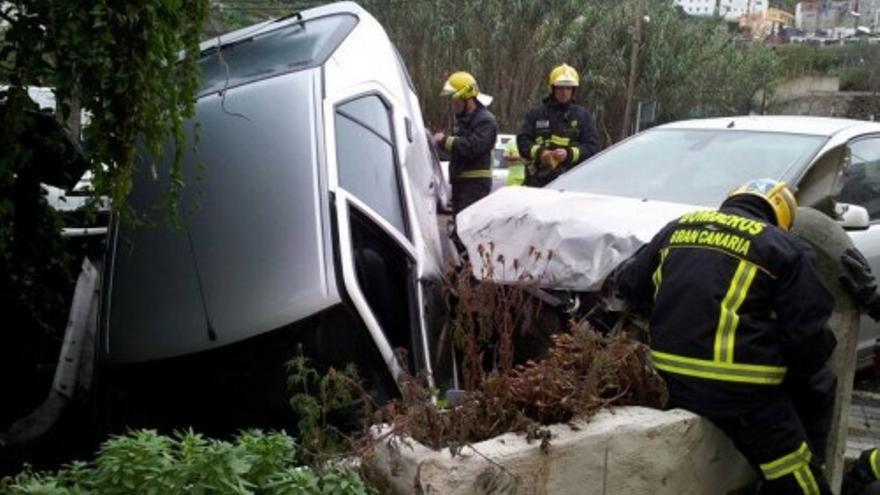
[
  {"xmin": 372, "ymin": 257, "xmax": 668, "ymax": 451},
  {"xmin": 0, "ymin": 429, "xmax": 375, "ymax": 495},
  {"xmin": 376, "ymin": 323, "xmax": 668, "ymax": 451},
  {"xmin": 774, "ymin": 44, "xmax": 838, "ymax": 77},
  {"xmin": 840, "ymin": 66, "xmax": 875, "ymax": 92}
]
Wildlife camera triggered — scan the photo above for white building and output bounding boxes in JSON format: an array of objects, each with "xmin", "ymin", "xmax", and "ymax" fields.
[
  {"xmin": 674, "ymin": 0, "xmax": 769, "ymax": 20},
  {"xmin": 795, "ymin": 1, "xmax": 880, "ymax": 33}
]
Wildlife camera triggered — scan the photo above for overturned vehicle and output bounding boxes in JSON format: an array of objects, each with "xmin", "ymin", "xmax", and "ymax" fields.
[{"xmin": 92, "ymin": 2, "xmax": 449, "ymax": 431}]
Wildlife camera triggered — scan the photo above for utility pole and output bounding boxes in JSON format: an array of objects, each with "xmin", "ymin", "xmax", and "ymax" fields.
[{"xmin": 621, "ymin": 0, "xmax": 643, "ymax": 140}]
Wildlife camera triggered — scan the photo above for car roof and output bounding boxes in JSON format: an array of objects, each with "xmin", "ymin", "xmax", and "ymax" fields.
[{"xmin": 659, "ymin": 115, "xmax": 880, "ymax": 137}]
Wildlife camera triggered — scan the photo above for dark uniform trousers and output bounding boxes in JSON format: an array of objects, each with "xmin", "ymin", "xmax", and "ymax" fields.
[
  {"xmin": 452, "ymin": 178, "xmax": 492, "ymax": 215},
  {"xmin": 616, "ymin": 205, "xmax": 838, "ymax": 495},
  {"xmin": 707, "ymin": 381, "xmax": 834, "ymax": 495}
]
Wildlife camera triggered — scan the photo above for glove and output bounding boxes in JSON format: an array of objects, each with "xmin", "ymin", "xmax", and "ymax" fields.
[
  {"xmin": 539, "ymin": 149, "xmax": 562, "ymax": 170},
  {"xmin": 840, "ymin": 247, "xmax": 880, "ymax": 321}
]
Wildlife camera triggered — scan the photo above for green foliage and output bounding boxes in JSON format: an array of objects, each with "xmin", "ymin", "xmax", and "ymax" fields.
[
  {"xmin": 0, "ymin": 429, "xmax": 375, "ymax": 495},
  {"xmin": 0, "ymin": 0, "xmax": 210, "ymax": 218},
  {"xmin": 774, "ymin": 44, "xmax": 838, "ymax": 77},
  {"xmin": 0, "ymin": 0, "xmax": 209, "ymax": 425},
  {"xmin": 287, "ymin": 348, "xmax": 365, "ymax": 464},
  {"xmin": 363, "ymin": 0, "xmax": 778, "ymax": 144}
]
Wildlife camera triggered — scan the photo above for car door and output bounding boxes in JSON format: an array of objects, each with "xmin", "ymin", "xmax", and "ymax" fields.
[
  {"xmin": 838, "ymin": 136, "xmax": 880, "ymax": 366},
  {"xmin": 325, "ymin": 89, "xmax": 431, "ymax": 390}
]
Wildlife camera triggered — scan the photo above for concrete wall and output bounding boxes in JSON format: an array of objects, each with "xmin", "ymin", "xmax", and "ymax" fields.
[
  {"xmin": 366, "ymin": 407, "xmax": 757, "ymax": 495},
  {"xmin": 766, "ymin": 91, "xmax": 880, "ymax": 120}
]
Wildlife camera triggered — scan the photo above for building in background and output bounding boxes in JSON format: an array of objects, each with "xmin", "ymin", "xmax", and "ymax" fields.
[
  {"xmin": 795, "ymin": 1, "xmax": 880, "ymax": 33},
  {"xmin": 674, "ymin": 0, "xmax": 769, "ymax": 20}
]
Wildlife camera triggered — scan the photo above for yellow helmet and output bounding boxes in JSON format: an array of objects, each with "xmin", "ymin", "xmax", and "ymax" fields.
[
  {"xmin": 440, "ymin": 71, "xmax": 479, "ymax": 100},
  {"xmin": 727, "ymin": 179, "xmax": 798, "ymax": 230},
  {"xmin": 548, "ymin": 63, "xmax": 579, "ymax": 90}
]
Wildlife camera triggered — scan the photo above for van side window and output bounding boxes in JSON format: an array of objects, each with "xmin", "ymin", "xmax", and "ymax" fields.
[
  {"xmin": 335, "ymin": 95, "xmax": 406, "ymax": 234},
  {"xmin": 840, "ymin": 138, "xmax": 880, "ymax": 221}
]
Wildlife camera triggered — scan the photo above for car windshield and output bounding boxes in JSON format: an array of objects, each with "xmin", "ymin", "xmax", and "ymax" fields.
[
  {"xmin": 549, "ymin": 129, "xmax": 827, "ymax": 207},
  {"xmin": 198, "ymin": 13, "xmax": 357, "ymax": 96}
]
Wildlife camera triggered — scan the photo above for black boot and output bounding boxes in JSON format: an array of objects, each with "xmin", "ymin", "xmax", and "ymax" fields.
[{"xmin": 843, "ymin": 449, "xmax": 880, "ymax": 495}]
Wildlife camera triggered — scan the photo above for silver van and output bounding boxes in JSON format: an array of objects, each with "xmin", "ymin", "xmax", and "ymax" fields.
[{"xmin": 99, "ymin": 2, "xmax": 447, "ymax": 429}]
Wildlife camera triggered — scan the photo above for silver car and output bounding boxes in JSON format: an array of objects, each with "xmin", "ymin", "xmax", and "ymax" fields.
[
  {"xmin": 548, "ymin": 116, "xmax": 880, "ymax": 368},
  {"xmin": 458, "ymin": 116, "xmax": 880, "ymax": 369}
]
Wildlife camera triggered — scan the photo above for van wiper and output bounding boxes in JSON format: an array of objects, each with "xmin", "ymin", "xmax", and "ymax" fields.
[
  {"xmin": 201, "ymin": 12, "xmax": 305, "ymax": 58},
  {"xmin": 274, "ymin": 11, "xmax": 302, "ymax": 24},
  {"xmin": 200, "ymin": 36, "xmax": 254, "ymax": 58}
]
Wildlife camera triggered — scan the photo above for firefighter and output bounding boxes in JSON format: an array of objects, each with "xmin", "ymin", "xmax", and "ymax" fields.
[
  {"xmin": 434, "ymin": 71, "xmax": 497, "ymax": 216},
  {"xmin": 614, "ymin": 179, "xmax": 836, "ymax": 494},
  {"xmin": 516, "ymin": 63, "xmax": 600, "ymax": 187}
]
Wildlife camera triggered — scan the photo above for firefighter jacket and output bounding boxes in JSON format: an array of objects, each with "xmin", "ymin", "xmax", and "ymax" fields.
[
  {"xmin": 442, "ymin": 102, "xmax": 497, "ymax": 183},
  {"xmin": 615, "ymin": 202, "xmax": 836, "ymax": 417},
  {"xmin": 516, "ymin": 96, "xmax": 600, "ymax": 186}
]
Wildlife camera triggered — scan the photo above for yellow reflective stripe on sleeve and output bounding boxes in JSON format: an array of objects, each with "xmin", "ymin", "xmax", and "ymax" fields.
[
  {"xmin": 651, "ymin": 351, "xmax": 786, "ymax": 385},
  {"xmin": 571, "ymin": 146, "xmax": 581, "ymax": 163},
  {"xmin": 457, "ymin": 169, "xmax": 493, "ymax": 179},
  {"xmin": 760, "ymin": 442, "xmax": 812, "ymax": 480},
  {"xmin": 652, "ymin": 248, "xmax": 669, "ymax": 300},
  {"xmin": 549, "ymin": 134, "xmax": 570, "ymax": 146},
  {"xmin": 793, "ymin": 466, "xmax": 821, "ymax": 495},
  {"xmin": 871, "ymin": 449, "xmax": 880, "ymax": 480},
  {"xmin": 530, "ymin": 144, "xmax": 541, "ymax": 159},
  {"xmin": 444, "ymin": 136, "xmax": 456, "ymax": 153},
  {"xmin": 714, "ymin": 260, "xmax": 758, "ymax": 363}
]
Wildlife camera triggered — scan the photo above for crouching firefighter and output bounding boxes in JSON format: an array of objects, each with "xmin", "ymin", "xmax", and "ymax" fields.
[{"xmin": 614, "ymin": 179, "xmax": 837, "ymax": 494}]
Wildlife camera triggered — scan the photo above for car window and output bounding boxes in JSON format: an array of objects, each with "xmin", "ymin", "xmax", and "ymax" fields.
[
  {"xmin": 549, "ymin": 129, "xmax": 825, "ymax": 207},
  {"xmin": 335, "ymin": 95, "xmax": 407, "ymax": 234},
  {"xmin": 199, "ymin": 14, "xmax": 357, "ymax": 96},
  {"xmin": 839, "ymin": 137, "xmax": 880, "ymax": 221},
  {"xmin": 337, "ymin": 95, "xmax": 391, "ymax": 140}
]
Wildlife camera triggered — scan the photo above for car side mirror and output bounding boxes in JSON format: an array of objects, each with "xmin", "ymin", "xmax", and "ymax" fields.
[{"xmin": 835, "ymin": 202, "xmax": 870, "ymax": 230}]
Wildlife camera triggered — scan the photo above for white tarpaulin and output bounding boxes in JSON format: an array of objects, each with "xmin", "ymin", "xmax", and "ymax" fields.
[{"xmin": 456, "ymin": 187, "xmax": 700, "ymax": 291}]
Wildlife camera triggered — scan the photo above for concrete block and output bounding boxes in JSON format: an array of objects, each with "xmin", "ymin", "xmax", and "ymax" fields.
[{"xmin": 366, "ymin": 406, "xmax": 757, "ymax": 495}]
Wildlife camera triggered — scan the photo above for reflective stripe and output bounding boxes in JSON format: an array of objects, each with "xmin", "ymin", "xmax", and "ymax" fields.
[
  {"xmin": 760, "ymin": 442, "xmax": 812, "ymax": 480},
  {"xmin": 571, "ymin": 146, "xmax": 581, "ymax": 163},
  {"xmin": 652, "ymin": 248, "xmax": 669, "ymax": 300},
  {"xmin": 530, "ymin": 144, "xmax": 541, "ymax": 160},
  {"xmin": 457, "ymin": 169, "xmax": 492, "ymax": 179},
  {"xmin": 549, "ymin": 134, "xmax": 570, "ymax": 146},
  {"xmin": 760, "ymin": 442, "xmax": 820, "ymax": 495},
  {"xmin": 871, "ymin": 449, "xmax": 880, "ymax": 480},
  {"xmin": 793, "ymin": 466, "xmax": 820, "ymax": 495},
  {"xmin": 714, "ymin": 260, "xmax": 758, "ymax": 363},
  {"xmin": 651, "ymin": 351, "xmax": 786, "ymax": 385},
  {"xmin": 444, "ymin": 136, "xmax": 456, "ymax": 153}
]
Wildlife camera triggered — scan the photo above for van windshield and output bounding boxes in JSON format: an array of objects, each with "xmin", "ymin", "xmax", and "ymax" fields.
[{"xmin": 198, "ymin": 13, "xmax": 357, "ymax": 96}]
